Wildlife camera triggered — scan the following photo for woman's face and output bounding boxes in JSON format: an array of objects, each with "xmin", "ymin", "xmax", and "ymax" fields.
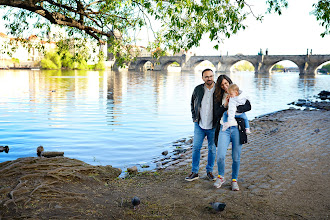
[{"xmin": 220, "ymin": 79, "xmax": 230, "ymax": 92}]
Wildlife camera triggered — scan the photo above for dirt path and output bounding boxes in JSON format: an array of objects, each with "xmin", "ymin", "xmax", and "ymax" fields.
[{"xmin": 1, "ymin": 109, "xmax": 329, "ymax": 219}]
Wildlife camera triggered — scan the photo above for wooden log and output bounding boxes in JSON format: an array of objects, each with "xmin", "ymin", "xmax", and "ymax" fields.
[{"xmin": 41, "ymin": 151, "xmax": 64, "ymax": 158}]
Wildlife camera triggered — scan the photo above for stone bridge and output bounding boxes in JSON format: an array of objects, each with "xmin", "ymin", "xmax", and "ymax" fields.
[{"xmin": 118, "ymin": 54, "xmax": 330, "ymax": 75}]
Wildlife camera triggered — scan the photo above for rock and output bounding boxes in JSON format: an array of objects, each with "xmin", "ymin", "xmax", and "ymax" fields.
[
  {"xmin": 269, "ymin": 128, "xmax": 279, "ymax": 134},
  {"xmin": 172, "ymin": 154, "xmax": 183, "ymax": 160},
  {"xmin": 185, "ymin": 139, "xmax": 193, "ymax": 145},
  {"xmin": 210, "ymin": 202, "xmax": 226, "ymax": 212},
  {"xmin": 140, "ymin": 164, "xmax": 150, "ymax": 168},
  {"xmin": 127, "ymin": 166, "xmax": 138, "ymax": 174},
  {"xmin": 0, "ymin": 146, "xmax": 9, "ymax": 153},
  {"xmin": 41, "ymin": 151, "xmax": 64, "ymax": 158},
  {"xmin": 54, "ymin": 205, "xmax": 62, "ymax": 209},
  {"xmin": 177, "ymin": 138, "xmax": 186, "ymax": 143},
  {"xmin": 295, "ymin": 99, "xmax": 309, "ymax": 107},
  {"xmin": 156, "ymin": 162, "xmax": 163, "ymax": 169},
  {"xmin": 314, "ymin": 128, "xmax": 320, "ymax": 133},
  {"xmin": 318, "ymin": 90, "xmax": 330, "ymax": 100},
  {"xmin": 37, "ymin": 146, "xmax": 44, "ymax": 157},
  {"xmin": 174, "ymin": 148, "xmax": 187, "ymax": 154},
  {"xmin": 161, "ymin": 150, "xmax": 168, "ymax": 156}
]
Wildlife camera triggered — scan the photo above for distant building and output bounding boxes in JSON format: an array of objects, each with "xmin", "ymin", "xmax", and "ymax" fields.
[
  {"xmin": 0, "ymin": 32, "xmax": 56, "ymax": 63},
  {"xmin": 0, "ymin": 32, "xmax": 106, "ymax": 67}
]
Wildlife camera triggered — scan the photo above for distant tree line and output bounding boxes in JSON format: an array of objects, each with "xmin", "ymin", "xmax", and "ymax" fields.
[{"xmin": 41, "ymin": 39, "xmax": 105, "ymax": 70}]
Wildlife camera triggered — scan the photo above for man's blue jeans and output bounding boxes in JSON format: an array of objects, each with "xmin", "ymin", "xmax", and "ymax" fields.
[
  {"xmin": 216, "ymin": 125, "xmax": 242, "ymax": 180},
  {"xmin": 192, "ymin": 122, "xmax": 216, "ymax": 174}
]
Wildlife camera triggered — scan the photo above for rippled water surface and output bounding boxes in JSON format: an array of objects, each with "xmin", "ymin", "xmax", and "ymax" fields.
[{"xmin": 0, "ymin": 70, "xmax": 329, "ymax": 170}]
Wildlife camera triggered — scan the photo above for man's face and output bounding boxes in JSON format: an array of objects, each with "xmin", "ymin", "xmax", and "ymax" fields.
[{"xmin": 202, "ymin": 71, "xmax": 214, "ymax": 86}]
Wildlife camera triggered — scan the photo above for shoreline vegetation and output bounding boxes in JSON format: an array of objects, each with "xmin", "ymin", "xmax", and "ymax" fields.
[{"xmin": 0, "ymin": 93, "xmax": 329, "ymax": 219}]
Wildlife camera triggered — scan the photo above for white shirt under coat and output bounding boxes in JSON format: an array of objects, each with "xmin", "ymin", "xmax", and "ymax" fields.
[{"xmin": 199, "ymin": 84, "xmax": 215, "ymax": 129}]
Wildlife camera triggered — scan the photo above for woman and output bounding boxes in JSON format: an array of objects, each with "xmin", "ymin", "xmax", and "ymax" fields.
[{"xmin": 213, "ymin": 75, "xmax": 251, "ymax": 191}]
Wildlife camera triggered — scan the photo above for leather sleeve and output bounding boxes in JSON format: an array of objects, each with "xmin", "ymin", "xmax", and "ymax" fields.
[
  {"xmin": 236, "ymin": 100, "xmax": 251, "ymax": 113},
  {"xmin": 191, "ymin": 90, "xmax": 196, "ymax": 121}
]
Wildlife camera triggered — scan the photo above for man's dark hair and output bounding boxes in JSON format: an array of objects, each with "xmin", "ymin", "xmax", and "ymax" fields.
[{"xmin": 202, "ymin": 68, "xmax": 213, "ymax": 76}]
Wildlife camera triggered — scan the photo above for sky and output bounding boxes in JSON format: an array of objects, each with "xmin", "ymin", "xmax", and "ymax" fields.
[
  {"xmin": 0, "ymin": 0, "xmax": 329, "ymax": 57},
  {"xmin": 194, "ymin": 0, "xmax": 330, "ymax": 56}
]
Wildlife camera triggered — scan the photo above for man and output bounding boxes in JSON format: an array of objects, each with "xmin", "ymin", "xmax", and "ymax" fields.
[{"xmin": 185, "ymin": 68, "xmax": 217, "ymax": 181}]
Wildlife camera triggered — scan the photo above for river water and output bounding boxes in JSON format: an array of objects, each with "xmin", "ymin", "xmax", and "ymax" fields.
[{"xmin": 0, "ymin": 69, "xmax": 329, "ymax": 171}]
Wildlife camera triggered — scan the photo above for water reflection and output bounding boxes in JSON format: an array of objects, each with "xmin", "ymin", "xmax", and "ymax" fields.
[{"xmin": 0, "ymin": 70, "xmax": 329, "ymax": 171}]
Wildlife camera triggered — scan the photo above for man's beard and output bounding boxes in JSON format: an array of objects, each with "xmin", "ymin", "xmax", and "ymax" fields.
[{"xmin": 206, "ymin": 80, "xmax": 213, "ymax": 86}]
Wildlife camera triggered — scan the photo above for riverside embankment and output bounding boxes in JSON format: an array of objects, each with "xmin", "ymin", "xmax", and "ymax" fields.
[{"xmin": 1, "ymin": 106, "xmax": 329, "ymax": 219}]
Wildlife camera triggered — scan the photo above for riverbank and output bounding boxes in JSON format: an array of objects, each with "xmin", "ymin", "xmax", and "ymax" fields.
[{"xmin": 1, "ymin": 108, "xmax": 329, "ymax": 219}]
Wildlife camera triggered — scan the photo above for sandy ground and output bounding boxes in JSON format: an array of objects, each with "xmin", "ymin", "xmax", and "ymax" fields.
[{"xmin": 0, "ymin": 108, "xmax": 329, "ymax": 219}]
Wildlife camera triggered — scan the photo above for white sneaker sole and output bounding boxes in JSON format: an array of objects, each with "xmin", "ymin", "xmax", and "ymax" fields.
[
  {"xmin": 214, "ymin": 181, "xmax": 225, "ymax": 188},
  {"xmin": 185, "ymin": 176, "xmax": 199, "ymax": 182}
]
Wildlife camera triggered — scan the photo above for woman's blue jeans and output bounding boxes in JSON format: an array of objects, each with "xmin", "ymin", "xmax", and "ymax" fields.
[
  {"xmin": 192, "ymin": 122, "xmax": 216, "ymax": 174},
  {"xmin": 216, "ymin": 125, "xmax": 242, "ymax": 180}
]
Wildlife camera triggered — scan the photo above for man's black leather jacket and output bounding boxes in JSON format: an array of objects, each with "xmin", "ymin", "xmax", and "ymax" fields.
[{"xmin": 191, "ymin": 83, "xmax": 218, "ymax": 128}]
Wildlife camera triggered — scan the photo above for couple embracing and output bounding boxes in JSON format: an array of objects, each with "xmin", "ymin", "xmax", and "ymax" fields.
[{"xmin": 186, "ymin": 68, "xmax": 251, "ymax": 191}]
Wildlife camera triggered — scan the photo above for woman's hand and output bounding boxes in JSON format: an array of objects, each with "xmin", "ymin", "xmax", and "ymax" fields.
[{"xmin": 224, "ymin": 95, "xmax": 230, "ymax": 108}]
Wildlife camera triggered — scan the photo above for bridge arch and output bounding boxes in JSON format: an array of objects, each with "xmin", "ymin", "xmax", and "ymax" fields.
[
  {"xmin": 315, "ymin": 61, "xmax": 330, "ymax": 74},
  {"xmin": 231, "ymin": 60, "xmax": 255, "ymax": 72},
  {"xmin": 134, "ymin": 59, "xmax": 154, "ymax": 71},
  {"xmin": 191, "ymin": 60, "xmax": 216, "ymax": 72},
  {"xmin": 269, "ymin": 60, "xmax": 299, "ymax": 73},
  {"xmin": 160, "ymin": 60, "xmax": 182, "ymax": 71}
]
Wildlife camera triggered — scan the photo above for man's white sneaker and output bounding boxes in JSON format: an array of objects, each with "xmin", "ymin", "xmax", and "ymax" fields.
[
  {"xmin": 231, "ymin": 180, "xmax": 239, "ymax": 191},
  {"xmin": 214, "ymin": 175, "xmax": 225, "ymax": 188}
]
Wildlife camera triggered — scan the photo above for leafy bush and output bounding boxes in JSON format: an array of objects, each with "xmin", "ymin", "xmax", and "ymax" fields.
[
  {"xmin": 322, "ymin": 63, "xmax": 330, "ymax": 72},
  {"xmin": 75, "ymin": 59, "xmax": 88, "ymax": 70},
  {"xmin": 11, "ymin": 58, "xmax": 20, "ymax": 63},
  {"xmin": 233, "ymin": 61, "xmax": 254, "ymax": 71},
  {"xmin": 41, "ymin": 51, "xmax": 61, "ymax": 69},
  {"xmin": 94, "ymin": 61, "xmax": 105, "ymax": 70},
  {"xmin": 61, "ymin": 50, "xmax": 74, "ymax": 68},
  {"xmin": 41, "ymin": 59, "xmax": 58, "ymax": 69}
]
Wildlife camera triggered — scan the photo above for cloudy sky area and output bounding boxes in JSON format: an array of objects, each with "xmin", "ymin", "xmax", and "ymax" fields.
[{"xmin": 194, "ymin": 0, "xmax": 330, "ymax": 56}]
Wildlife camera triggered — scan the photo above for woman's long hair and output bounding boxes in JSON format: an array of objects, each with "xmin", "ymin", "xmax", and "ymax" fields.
[{"xmin": 214, "ymin": 75, "xmax": 233, "ymax": 103}]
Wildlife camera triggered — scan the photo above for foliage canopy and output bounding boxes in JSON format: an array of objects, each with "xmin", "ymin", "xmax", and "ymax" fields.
[{"xmin": 0, "ymin": 0, "xmax": 329, "ymax": 63}]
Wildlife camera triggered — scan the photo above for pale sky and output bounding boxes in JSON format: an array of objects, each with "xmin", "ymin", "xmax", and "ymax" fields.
[{"xmin": 194, "ymin": 0, "xmax": 330, "ymax": 56}]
